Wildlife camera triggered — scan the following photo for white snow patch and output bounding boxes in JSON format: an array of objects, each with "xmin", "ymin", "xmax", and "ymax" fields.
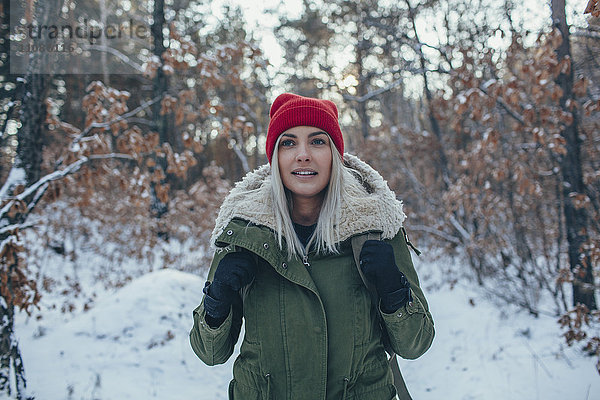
[
  {"xmin": 0, "ymin": 167, "xmax": 26, "ymax": 199},
  {"xmin": 399, "ymin": 280, "xmax": 598, "ymax": 399},
  {"xmin": 18, "ymin": 269, "xmax": 236, "ymax": 400}
]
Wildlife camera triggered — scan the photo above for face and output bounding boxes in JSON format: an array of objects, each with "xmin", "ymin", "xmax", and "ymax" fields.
[{"xmin": 277, "ymin": 125, "xmax": 333, "ymax": 203}]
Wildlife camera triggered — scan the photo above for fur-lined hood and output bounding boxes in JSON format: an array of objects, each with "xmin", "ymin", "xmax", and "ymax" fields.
[{"xmin": 210, "ymin": 153, "xmax": 406, "ymax": 247}]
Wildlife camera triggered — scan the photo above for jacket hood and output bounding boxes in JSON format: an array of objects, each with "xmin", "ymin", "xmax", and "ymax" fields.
[{"xmin": 210, "ymin": 153, "xmax": 406, "ymax": 247}]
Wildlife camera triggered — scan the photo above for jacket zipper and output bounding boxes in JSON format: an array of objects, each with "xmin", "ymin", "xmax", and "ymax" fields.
[{"xmin": 302, "ymin": 255, "xmax": 311, "ymax": 268}]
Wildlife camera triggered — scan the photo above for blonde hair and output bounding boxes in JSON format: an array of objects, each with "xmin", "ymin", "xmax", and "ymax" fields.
[{"xmin": 270, "ymin": 134, "xmax": 356, "ymax": 259}]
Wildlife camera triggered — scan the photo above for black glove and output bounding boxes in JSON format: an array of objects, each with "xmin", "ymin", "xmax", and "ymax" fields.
[
  {"xmin": 203, "ymin": 250, "xmax": 257, "ymax": 328},
  {"xmin": 359, "ymin": 240, "xmax": 413, "ymax": 313}
]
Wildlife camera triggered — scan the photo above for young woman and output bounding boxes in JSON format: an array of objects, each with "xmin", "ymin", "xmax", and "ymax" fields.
[{"xmin": 190, "ymin": 93, "xmax": 434, "ymax": 400}]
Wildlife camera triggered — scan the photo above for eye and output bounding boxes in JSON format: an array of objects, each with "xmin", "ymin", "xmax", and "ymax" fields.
[
  {"xmin": 280, "ymin": 139, "xmax": 295, "ymax": 147},
  {"xmin": 312, "ymin": 137, "xmax": 327, "ymax": 145}
]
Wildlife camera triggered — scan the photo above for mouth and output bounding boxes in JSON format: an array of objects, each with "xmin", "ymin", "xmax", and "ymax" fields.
[{"xmin": 292, "ymin": 170, "xmax": 318, "ymax": 176}]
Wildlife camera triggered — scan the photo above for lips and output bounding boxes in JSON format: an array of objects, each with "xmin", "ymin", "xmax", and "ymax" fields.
[{"xmin": 292, "ymin": 169, "xmax": 317, "ymax": 176}]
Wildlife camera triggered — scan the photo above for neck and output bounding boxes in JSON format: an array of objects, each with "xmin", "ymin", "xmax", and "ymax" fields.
[{"xmin": 290, "ymin": 192, "xmax": 325, "ymax": 225}]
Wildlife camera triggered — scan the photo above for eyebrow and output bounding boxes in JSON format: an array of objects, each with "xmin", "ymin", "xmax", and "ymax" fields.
[{"xmin": 281, "ymin": 131, "xmax": 328, "ymax": 138}]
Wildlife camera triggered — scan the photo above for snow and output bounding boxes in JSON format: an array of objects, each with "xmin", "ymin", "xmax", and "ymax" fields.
[
  {"xmin": 401, "ymin": 282, "xmax": 599, "ymax": 399},
  {"xmin": 12, "ymin": 260, "xmax": 600, "ymax": 399},
  {"xmin": 17, "ymin": 269, "xmax": 236, "ymax": 400},
  {"xmin": 0, "ymin": 166, "xmax": 26, "ymax": 200}
]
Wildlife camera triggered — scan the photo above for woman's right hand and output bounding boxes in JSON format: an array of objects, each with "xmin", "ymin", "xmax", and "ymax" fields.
[{"xmin": 203, "ymin": 250, "xmax": 257, "ymax": 326}]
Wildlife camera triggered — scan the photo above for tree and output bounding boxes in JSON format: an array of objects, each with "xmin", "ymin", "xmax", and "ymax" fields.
[
  {"xmin": 552, "ymin": 0, "xmax": 596, "ymax": 310},
  {"xmin": 0, "ymin": 0, "xmax": 58, "ymax": 395},
  {"xmin": 0, "ymin": 0, "xmax": 18, "ymax": 185},
  {"xmin": 149, "ymin": 0, "xmax": 170, "ymax": 220}
]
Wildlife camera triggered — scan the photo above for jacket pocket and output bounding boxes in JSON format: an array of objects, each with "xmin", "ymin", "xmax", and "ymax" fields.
[
  {"xmin": 241, "ymin": 281, "xmax": 259, "ymax": 345},
  {"xmin": 350, "ymin": 356, "xmax": 395, "ymax": 400},
  {"xmin": 243, "ymin": 258, "xmax": 277, "ymax": 346},
  {"xmin": 229, "ymin": 371, "xmax": 272, "ymax": 400},
  {"xmin": 347, "ymin": 383, "xmax": 396, "ymax": 400},
  {"xmin": 228, "ymin": 378, "xmax": 262, "ymax": 400},
  {"xmin": 231, "ymin": 351, "xmax": 271, "ymax": 400},
  {"xmin": 353, "ymin": 284, "xmax": 376, "ymax": 346}
]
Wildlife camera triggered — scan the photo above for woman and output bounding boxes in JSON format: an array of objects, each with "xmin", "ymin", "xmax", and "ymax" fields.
[{"xmin": 190, "ymin": 93, "xmax": 434, "ymax": 400}]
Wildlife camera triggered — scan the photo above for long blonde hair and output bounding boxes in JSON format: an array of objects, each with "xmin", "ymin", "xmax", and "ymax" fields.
[{"xmin": 270, "ymin": 134, "xmax": 356, "ymax": 259}]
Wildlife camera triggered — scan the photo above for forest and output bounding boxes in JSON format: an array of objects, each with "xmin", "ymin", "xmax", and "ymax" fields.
[{"xmin": 0, "ymin": 0, "xmax": 599, "ymax": 398}]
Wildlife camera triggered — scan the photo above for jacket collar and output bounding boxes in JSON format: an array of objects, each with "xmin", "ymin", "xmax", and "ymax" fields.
[{"xmin": 210, "ymin": 153, "xmax": 406, "ymax": 247}]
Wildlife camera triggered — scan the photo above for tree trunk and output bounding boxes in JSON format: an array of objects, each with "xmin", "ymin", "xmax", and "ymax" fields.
[
  {"xmin": 405, "ymin": 0, "xmax": 451, "ymax": 188},
  {"xmin": 16, "ymin": 72, "xmax": 48, "ymax": 185},
  {"xmin": 0, "ymin": 260, "xmax": 30, "ymax": 400},
  {"xmin": 152, "ymin": 0, "xmax": 168, "ymax": 144},
  {"xmin": 150, "ymin": 0, "xmax": 168, "ymax": 220},
  {"xmin": 0, "ymin": 0, "xmax": 17, "ymax": 180},
  {"xmin": 15, "ymin": 36, "xmax": 49, "ymax": 186},
  {"xmin": 551, "ymin": 0, "xmax": 596, "ymax": 309},
  {"xmin": 100, "ymin": 0, "xmax": 110, "ymax": 86},
  {"xmin": 355, "ymin": 12, "xmax": 371, "ymax": 140},
  {"xmin": 1, "ymin": 0, "xmax": 55, "ymax": 396}
]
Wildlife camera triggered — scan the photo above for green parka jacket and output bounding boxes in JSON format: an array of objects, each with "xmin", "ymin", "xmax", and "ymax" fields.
[{"xmin": 190, "ymin": 154, "xmax": 434, "ymax": 400}]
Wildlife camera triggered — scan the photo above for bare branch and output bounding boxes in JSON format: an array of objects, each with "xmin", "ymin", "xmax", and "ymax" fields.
[
  {"xmin": 231, "ymin": 145, "xmax": 251, "ymax": 173},
  {"xmin": 571, "ymin": 30, "xmax": 600, "ymax": 40},
  {"xmin": 0, "ymin": 221, "xmax": 35, "ymax": 237},
  {"xmin": 74, "ymin": 95, "xmax": 162, "ymax": 144},
  {"xmin": 450, "ymin": 215, "xmax": 471, "ymax": 241},
  {"xmin": 343, "ymin": 65, "xmax": 451, "ymax": 104},
  {"xmin": 82, "ymin": 44, "xmax": 146, "ymax": 73},
  {"xmin": 477, "ymin": 87, "xmax": 526, "ymax": 126},
  {"xmin": 21, "ymin": 153, "xmax": 134, "ymax": 200},
  {"xmin": 342, "ymin": 78, "xmax": 405, "ymax": 103},
  {"xmin": 410, "ymin": 224, "xmax": 461, "ymax": 244},
  {"xmin": 0, "ymin": 153, "xmax": 135, "ymax": 222},
  {"xmin": 125, "ymin": 117, "xmax": 157, "ymax": 127},
  {"xmin": 27, "ymin": 182, "xmax": 49, "ymax": 213}
]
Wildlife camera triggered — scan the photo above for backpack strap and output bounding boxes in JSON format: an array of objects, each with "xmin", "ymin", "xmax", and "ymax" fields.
[
  {"xmin": 389, "ymin": 355, "xmax": 412, "ymax": 400},
  {"xmin": 351, "ymin": 231, "xmax": 414, "ymax": 400}
]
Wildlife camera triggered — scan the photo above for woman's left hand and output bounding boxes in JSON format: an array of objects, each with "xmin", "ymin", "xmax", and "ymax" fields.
[{"xmin": 359, "ymin": 240, "xmax": 413, "ymax": 313}]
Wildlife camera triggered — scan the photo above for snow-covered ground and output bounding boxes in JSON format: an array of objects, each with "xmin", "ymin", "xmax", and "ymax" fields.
[{"xmin": 14, "ymin": 259, "xmax": 600, "ymax": 400}]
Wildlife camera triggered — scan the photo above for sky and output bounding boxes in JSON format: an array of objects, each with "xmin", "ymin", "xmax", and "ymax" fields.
[
  {"xmin": 199, "ymin": 0, "xmax": 594, "ymax": 102},
  {"xmin": 207, "ymin": 0, "xmax": 302, "ymax": 69},
  {"xmin": 216, "ymin": 0, "xmax": 592, "ymax": 70}
]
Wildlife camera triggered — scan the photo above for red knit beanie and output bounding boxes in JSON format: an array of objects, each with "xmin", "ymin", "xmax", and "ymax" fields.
[{"xmin": 266, "ymin": 93, "xmax": 344, "ymax": 163}]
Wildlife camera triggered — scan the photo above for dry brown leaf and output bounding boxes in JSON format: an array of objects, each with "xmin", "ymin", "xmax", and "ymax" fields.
[{"xmin": 584, "ymin": 0, "xmax": 600, "ymax": 17}]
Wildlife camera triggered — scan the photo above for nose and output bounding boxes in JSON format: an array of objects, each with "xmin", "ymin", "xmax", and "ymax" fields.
[{"xmin": 296, "ymin": 143, "xmax": 311, "ymax": 162}]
